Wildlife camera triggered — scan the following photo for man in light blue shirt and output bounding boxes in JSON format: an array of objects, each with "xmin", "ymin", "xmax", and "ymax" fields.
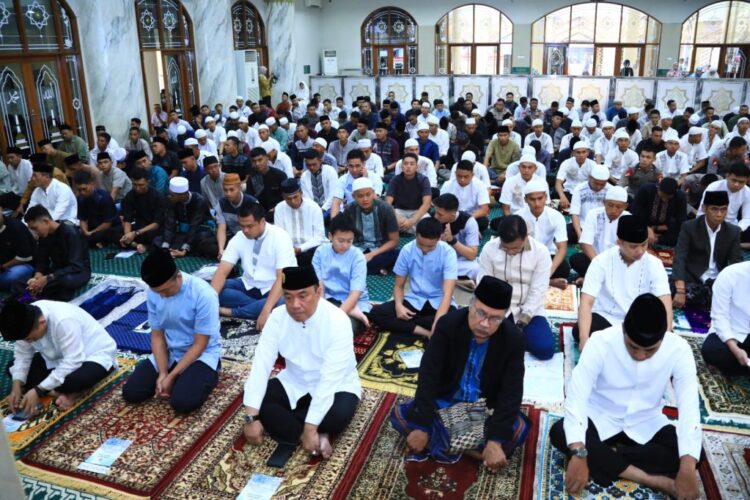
[
  {"xmin": 370, "ymin": 217, "xmax": 457, "ymax": 337},
  {"xmin": 122, "ymin": 250, "xmax": 222, "ymax": 413}
]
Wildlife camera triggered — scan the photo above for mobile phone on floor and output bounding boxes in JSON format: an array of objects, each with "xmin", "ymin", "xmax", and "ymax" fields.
[{"xmin": 266, "ymin": 443, "xmax": 296, "ymax": 468}]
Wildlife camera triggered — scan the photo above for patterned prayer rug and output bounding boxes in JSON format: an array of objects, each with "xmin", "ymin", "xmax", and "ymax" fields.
[
  {"xmin": 684, "ymin": 307, "xmax": 711, "ymax": 334},
  {"xmin": 534, "ymin": 412, "xmax": 714, "ymax": 499},
  {"xmin": 159, "ymin": 389, "xmax": 396, "ymax": 500},
  {"xmin": 346, "ymin": 397, "xmax": 540, "ymax": 499},
  {"xmin": 647, "ymin": 247, "xmax": 674, "ymax": 267},
  {"xmin": 357, "ymin": 332, "xmax": 424, "ymax": 397},
  {"xmin": 22, "ymin": 475, "xmax": 111, "ymax": 500},
  {"xmin": 544, "ymin": 286, "xmax": 579, "ymax": 319},
  {"xmin": 366, "ymin": 274, "xmax": 395, "ymax": 303},
  {"xmin": 1, "ymin": 356, "xmax": 139, "ymax": 459},
  {"xmin": 89, "ymin": 247, "xmax": 213, "ymax": 277},
  {"xmin": 353, "ymin": 323, "xmax": 380, "ymax": 362},
  {"xmin": 220, "ymin": 317, "xmax": 260, "ymax": 362},
  {"xmin": 0, "ymin": 342, "xmax": 14, "ymax": 399},
  {"xmin": 17, "ymin": 360, "xmax": 248, "ymax": 499},
  {"xmin": 702, "ymin": 430, "xmax": 750, "ymax": 499}
]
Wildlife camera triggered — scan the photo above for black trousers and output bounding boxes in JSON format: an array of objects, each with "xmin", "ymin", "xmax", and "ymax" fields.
[
  {"xmin": 0, "ymin": 192, "xmax": 21, "ymax": 211},
  {"xmin": 742, "ymin": 227, "xmax": 750, "ymax": 243},
  {"xmin": 566, "ymin": 222, "xmax": 579, "ymax": 245},
  {"xmin": 155, "ymin": 230, "xmax": 218, "ymax": 259},
  {"xmin": 569, "ymin": 252, "xmax": 591, "ymax": 277},
  {"xmin": 121, "ymin": 359, "xmax": 219, "ymax": 414},
  {"xmin": 551, "ymin": 257, "xmax": 571, "ymax": 280},
  {"xmin": 550, "ymin": 418, "xmax": 683, "ymax": 485},
  {"xmin": 12, "ymin": 270, "xmax": 91, "ymax": 301},
  {"xmin": 295, "ymin": 247, "xmax": 319, "ymax": 267},
  {"xmin": 327, "ymin": 298, "xmax": 364, "ymax": 333},
  {"xmin": 259, "ymin": 378, "xmax": 359, "ymax": 444},
  {"xmin": 369, "ymin": 300, "xmax": 450, "ymax": 335},
  {"xmin": 572, "ymin": 313, "xmax": 612, "ymax": 342},
  {"xmin": 475, "ymin": 216, "xmax": 489, "ymax": 233},
  {"xmin": 15, "ymin": 352, "xmax": 110, "ymax": 394},
  {"xmin": 86, "ymin": 226, "xmax": 124, "ymax": 247},
  {"xmin": 702, "ymin": 332, "xmax": 750, "ymax": 376}
]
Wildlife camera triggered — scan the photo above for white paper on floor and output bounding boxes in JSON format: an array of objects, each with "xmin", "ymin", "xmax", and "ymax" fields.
[{"xmin": 523, "ymin": 352, "xmax": 565, "ymax": 409}]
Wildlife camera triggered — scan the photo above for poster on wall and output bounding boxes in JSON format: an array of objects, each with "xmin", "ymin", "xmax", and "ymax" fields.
[
  {"xmin": 655, "ymin": 80, "xmax": 697, "ymax": 114},
  {"xmin": 310, "ymin": 77, "xmax": 342, "ymax": 104},
  {"xmin": 379, "ymin": 77, "xmax": 413, "ymax": 106},
  {"xmin": 415, "ymin": 76, "xmax": 449, "ymax": 105},
  {"xmin": 571, "ymin": 78, "xmax": 611, "ymax": 110},
  {"xmin": 531, "ymin": 77, "xmax": 571, "ymax": 110},
  {"xmin": 700, "ymin": 80, "xmax": 745, "ymax": 116},
  {"xmin": 453, "ymin": 77, "xmax": 491, "ymax": 114},
  {"xmin": 343, "ymin": 78, "xmax": 376, "ymax": 108},
  {"xmin": 614, "ymin": 79, "xmax": 655, "ymax": 109},
  {"xmin": 491, "ymin": 76, "xmax": 530, "ymax": 102}
]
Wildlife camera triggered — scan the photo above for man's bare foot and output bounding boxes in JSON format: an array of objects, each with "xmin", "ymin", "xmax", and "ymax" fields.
[
  {"xmin": 219, "ymin": 307, "xmax": 234, "ymax": 317},
  {"xmin": 413, "ymin": 326, "xmax": 431, "ymax": 338},
  {"xmin": 55, "ymin": 393, "xmax": 77, "ymax": 409},
  {"xmin": 550, "ymin": 277, "xmax": 568, "ymax": 290},
  {"xmin": 319, "ymin": 433, "xmax": 333, "ymax": 459},
  {"xmin": 742, "ymin": 242, "xmax": 750, "ymax": 250},
  {"xmin": 136, "ymin": 243, "xmax": 147, "ymax": 254}
]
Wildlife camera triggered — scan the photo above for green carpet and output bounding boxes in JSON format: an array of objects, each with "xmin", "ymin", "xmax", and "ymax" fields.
[
  {"xmin": 367, "ymin": 274, "xmax": 395, "ymax": 303},
  {"xmin": 89, "ymin": 247, "xmax": 213, "ymax": 277}
]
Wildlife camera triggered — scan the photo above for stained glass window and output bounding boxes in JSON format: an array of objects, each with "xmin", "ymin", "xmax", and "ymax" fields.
[
  {"xmin": 361, "ymin": 8, "xmax": 418, "ymax": 75},
  {"xmin": 232, "ymin": 0, "xmax": 266, "ymax": 54}
]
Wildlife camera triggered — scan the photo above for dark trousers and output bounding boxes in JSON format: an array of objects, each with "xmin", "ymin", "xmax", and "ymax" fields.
[
  {"xmin": 154, "ymin": 229, "xmax": 217, "ymax": 258},
  {"xmin": 16, "ymin": 352, "xmax": 110, "ymax": 394},
  {"xmin": 295, "ymin": 247, "xmax": 319, "ymax": 267},
  {"xmin": 121, "ymin": 359, "xmax": 219, "ymax": 413},
  {"xmin": 369, "ymin": 300, "xmax": 452, "ymax": 335},
  {"xmin": 327, "ymin": 298, "xmax": 364, "ymax": 333},
  {"xmin": 259, "ymin": 378, "xmax": 359, "ymax": 444},
  {"xmin": 566, "ymin": 222, "xmax": 579, "ymax": 245},
  {"xmin": 364, "ymin": 248, "xmax": 400, "ymax": 275},
  {"xmin": 742, "ymin": 227, "xmax": 750, "ymax": 243},
  {"xmin": 130, "ymin": 227, "xmax": 161, "ymax": 246},
  {"xmin": 475, "ymin": 216, "xmax": 489, "ymax": 233},
  {"xmin": 569, "ymin": 252, "xmax": 591, "ymax": 277},
  {"xmin": 86, "ymin": 226, "xmax": 124, "ymax": 247},
  {"xmin": 551, "ymin": 257, "xmax": 571, "ymax": 280},
  {"xmin": 572, "ymin": 313, "xmax": 612, "ymax": 342},
  {"xmin": 0, "ymin": 192, "xmax": 21, "ymax": 211},
  {"xmin": 550, "ymin": 418, "xmax": 682, "ymax": 485},
  {"xmin": 702, "ymin": 332, "xmax": 750, "ymax": 376},
  {"xmin": 13, "ymin": 270, "xmax": 91, "ymax": 301}
]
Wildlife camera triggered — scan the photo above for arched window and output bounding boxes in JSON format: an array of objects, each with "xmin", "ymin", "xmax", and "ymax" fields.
[
  {"xmin": 361, "ymin": 7, "xmax": 418, "ymax": 76},
  {"xmin": 435, "ymin": 4, "xmax": 513, "ymax": 75},
  {"xmin": 231, "ymin": 0, "xmax": 267, "ymax": 66},
  {"xmin": 135, "ymin": 0, "xmax": 199, "ymax": 124},
  {"xmin": 0, "ymin": 0, "xmax": 91, "ymax": 155},
  {"xmin": 680, "ymin": 1, "xmax": 750, "ymax": 78},
  {"xmin": 530, "ymin": 4, "xmax": 661, "ymax": 77}
]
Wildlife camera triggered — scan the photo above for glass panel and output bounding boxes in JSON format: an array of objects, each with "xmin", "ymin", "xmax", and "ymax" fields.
[
  {"xmin": 474, "ymin": 5, "xmax": 499, "ymax": 44},
  {"xmin": 694, "ymin": 46, "xmax": 722, "ymax": 73},
  {"xmin": 448, "ymin": 5, "xmax": 473, "ymax": 43},
  {"xmin": 162, "ymin": 0, "xmax": 182, "ymax": 49},
  {"xmin": 475, "ymin": 45, "xmax": 497, "ymax": 74},
  {"xmin": 643, "ymin": 44, "xmax": 658, "ymax": 77},
  {"xmin": 531, "ymin": 44, "xmax": 544, "ymax": 75},
  {"xmin": 723, "ymin": 46, "xmax": 747, "ymax": 78},
  {"xmin": 65, "ymin": 55, "xmax": 88, "ymax": 145},
  {"xmin": 568, "ymin": 44, "xmax": 594, "ymax": 76},
  {"xmin": 368, "ymin": 13, "xmax": 389, "ymax": 45},
  {"xmin": 619, "ymin": 46, "xmax": 642, "ymax": 76},
  {"xmin": 0, "ymin": 64, "xmax": 33, "ymax": 153},
  {"xmin": 620, "ymin": 7, "xmax": 647, "ymax": 44},
  {"xmin": 546, "ymin": 45, "xmax": 566, "ymax": 75},
  {"xmin": 545, "ymin": 8, "xmax": 570, "ymax": 43},
  {"xmin": 696, "ymin": 2, "xmax": 729, "ymax": 44},
  {"xmin": 22, "ymin": 0, "xmax": 58, "ymax": 51},
  {"xmin": 362, "ymin": 47, "xmax": 372, "ymax": 75},
  {"xmin": 595, "ymin": 4, "xmax": 621, "ymax": 43},
  {"xmin": 0, "ymin": 0, "xmax": 22, "ymax": 51},
  {"xmin": 449, "ymin": 45, "xmax": 472, "ymax": 74},
  {"xmin": 58, "ymin": 1, "xmax": 73, "ymax": 49},
  {"xmin": 138, "ymin": 0, "xmax": 160, "ymax": 49},
  {"xmin": 378, "ymin": 47, "xmax": 388, "ymax": 75},
  {"xmin": 727, "ymin": 1, "xmax": 750, "ymax": 44},
  {"xmin": 408, "ymin": 45, "xmax": 417, "ymax": 74},
  {"xmin": 594, "ymin": 46, "xmax": 617, "ymax": 76},
  {"xmin": 436, "ymin": 44, "xmax": 447, "ymax": 75},
  {"xmin": 531, "ymin": 18, "xmax": 544, "ymax": 44},
  {"xmin": 500, "ymin": 14, "xmax": 512, "ymax": 44},
  {"xmin": 393, "ymin": 47, "xmax": 405, "ymax": 75},
  {"xmin": 679, "ymin": 45, "xmax": 693, "ymax": 73},
  {"xmin": 182, "ymin": 10, "xmax": 190, "ymax": 47},
  {"xmin": 437, "ymin": 16, "xmax": 447, "ymax": 43},
  {"xmin": 390, "ymin": 12, "xmax": 415, "ymax": 45},
  {"xmin": 165, "ymin": 53, "xmax": 184, "ymax": 115},
  {"xmin": 569, "ymin": 4, "xmax": 594, "ymax": 43},
  {"xmin": 647, "ymin": 17, "xmax": 661, "ymax": 44},
  {"xmin": 185, "ymin": 52, "xmax": 196, "ymax": 106},
  {"xmin": 499, "ymin": 43, "xmax": 512, "ymax": 75},
  {"xmin": 32, "ymin": 61, "xmax": 65, "ymax": 143},
  {"xmin": 681, "ymin": 13, "xmax": 696, "ymax": 44}
]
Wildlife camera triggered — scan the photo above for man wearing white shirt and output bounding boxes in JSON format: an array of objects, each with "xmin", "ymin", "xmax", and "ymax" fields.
[
  {"xmin": 333, "ymin": 150, "xmax": 384, "ymax": 216},
  {"xmin": 396, "ymin": 139, "xmax": 438, "ymax": 188},
  {"xmin": 451, "ymin": 150, "xmax": 491, "ymax": 188},
  {"xmin": 242, "ymin": 265, "xmax": 360, "ymax": 463},
  {"xmin": 431, "ymin": 193, "xmax": 480, "ymax": 280},
  {"xmin": 427, "ymin": 115, "xmax": 450, "ymax": 156},
  {"xmin": 274, "ymin": 179, "xmax": 326, "ymax": 266},
  {"xmin": 262, "ymin": 140, "xmax": 294, "ymax": 179},
  {"xmin": 358, "ymin": 139, "xmax": 385, "ymax": 179},
  {"xmin": 697, "ymin": 163, "xmax": 750, "ymax": 247},
  {"xmin": 505, "ymin": 146, "xmax": 548, "ymax": 180},
  {"xmin": 569, "ymin": 186, "xmax": 629, "ymax": 279},
  {"xmin": 575, "ymin": 215, "xmax": 672, "ymax": 348},
  {"xmin": 524, "ymin": 119, "xmax": 553, "ymax": 154},
  {"xmin": 724, "ymin": 116, "xmax": 750, "ymax": 145},
  {"xmin": 559, "ymin": 120, "xmax": 585, "ymax": 152},
  {"xmin": 1, "ymin": 147, "xmax": 32, "ymax": 210},
  {"xmin": 502, "ymin": 118, "xmax": 522, "ymax": 147},
  {"xmin": 656, "ymin": 131, "xmax": 690, "ymax": 184},
  {"xmin": 556, "ymin": 141, "xmax": 597, "ymax": 211},
  {"xmin": 499, "ymin": 155, "xmax": 549, "ymax": 216},
  {"xmin": 1, "ymin": 299, "xmax": 117, "ymax": 417},
  {"xmin": 440, "ymin": 160, "xmax": 491, "ymax": 232},
  {"xmin": 604, "ymin": 129, "xmax": 639, "ymax": 182},
  {"xmin": 211, "ymin": 203, "xmax": 296, "ymax": 329},
  {"xmin": 167, "ymin": 110, "xmax": 193, "ymax": 141},
  {"xmin": 194, "ymin": 129, "xmax": 217, "ymax": 157},
  {"xmin": 581, "ymin": 118, "xmax": 602, "ymax": 145},
  {"xmin": 204, "ymin": 117, "xmax": 227, "ymax": 156},
  {"xmin": 27, "ymin": 162, "xmax": 78, "ymax": 225},
  {"xmin": 680, "ymin": 128, "xmax": 709, "ymax": 175},
  {"xmin": 568, "ymin": 164, "xmax": 610, "ymax": 244},
  {"xmin": 552, "ymin": 294, "xmax": 702, "ymax": 498},
  {"xmin": 300, "ymin": 152, "xmax": 338, "ymax": 216},
  {"xmin": 518, "ymin": 178, "xmax": 569, "ymax": 288},
  {"xmin": 594, "ymin": 121, "xmax": 616, "ymax": 163}
]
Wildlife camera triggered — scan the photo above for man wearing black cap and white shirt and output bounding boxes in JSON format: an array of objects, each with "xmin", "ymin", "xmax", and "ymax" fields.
[
  {"xmin": 672, "ymin": 190, "xmax": 741, "ymax": 310},
  {"xmin": 154, "ymin": 177, "xmax": 215, "ymax": 258},
  {"xmin": 631, "ymin": 177, "xmax": 687, "ymax": 247},
  {"xmin": 552, "ymin": 294, "xmax": 701, "ymax": 499},
  {"xmin": 575, "ymin": 215, "xmax": 672, "ymax": 348},
  {"xmin": 0, "ymin": 298, "xmax": 116, "ymax": 417},
  {"xmin": 242, "ymin": 265, "xmax": 361, "ymax": 465},
  {"xmin": 122, "ymin": 250, "xmax": 222, "ymax": 413},
  {"xmin": 27, "ymin": 160, "xmax": 78, "ymax": 225},
  {"xmin": 390, "ymin": 275, "xmax": 530, "ymax": 469},
  {"xmin": 697, "ymin": 163, "xmax": 750, "ymax": 248},
  {"xmin": 0, "ymin": 147, "xmax": 32, "ymax": 211},
  {"xmin": 274, "ymin": 178, "xmax": 326, "ymax": 266}
]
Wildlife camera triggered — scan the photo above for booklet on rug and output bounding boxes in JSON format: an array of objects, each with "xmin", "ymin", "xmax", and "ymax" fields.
[
  {"xmin": 399, "ymin": 349, "xmax": 423, "ymax": 369},
  {"xmin": 237, "ymin": 473, "xmax": 284, "ymax": 500},
  {"xmin": 523, "ymin": 352, "xmax": 564, "ymax": 407},
  {"xmin": 77, "ymin": 438, "xmax": 132, "ymax": 474}
]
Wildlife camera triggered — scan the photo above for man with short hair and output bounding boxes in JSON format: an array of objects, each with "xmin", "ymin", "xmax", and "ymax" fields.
[
  {"xmin": 0, "ymin": 210, "xmax": 35, "ymax": 290},
  {"xmin": 432, "ymin": 193, "xmax": 480, "ymax": 280},
  {"xmin": 96, "ymin": 152, "xmax": 131, "ymax": 202},
  {"xmin": 632, "ymin": 178, "xmax": 687, "ymax": 247},
  {"xmin": 58, "ymin": 123, "xmax": 89, "ymax": 160},
  {"xmin": 167, "ymin": 110, "xmax": 193, "ymax": 141},
  {"xmin": 0, "ymin": 147, "xmax": 32, "ymax": 210},
  {"xmin": 124, "ymin": 126, "xmax": 152, "ymax": 160},
  {"xmin": 154, "ymin": 177, "xmax": 215, "ymax": 258},
  {"xmin": 485, "ymin": 126, "xmax": 522, "ymax": 186},
  {"xmin": 698, "ymin": 162, "xmax": 750, "ymax": 247},
  {"xmin": 373, "ymin": 121, "xmax": 400, "ymax": 173},
  {"xmin": 151, "ymin": 137, "xmax": 181, "ymax": 177},
  {"xmin": 131, "ymin": 150, "xmax": 168, "ymax": 195},
  {"xmin": 178, "ymin": 149, "xmax": 205, "ymax": 193},
  {"xmin": 441, "ymin": 159, "xmax": 491, "ymax": 232},
  {"xmin": 74, "ymin": 170, "xmax": 122, "ymax": 248},
  {"xmin": 385, "ymin": 153, "xmax": 432, "ymax": 235},
  {"xmin": 274, "ymin": 178, "xmax": 326, "ymax": 266},
  {"xmin": 222, "ymin": 136, "xmax": 251, "ymax": 183},
  {"xmin": 300, "ymin": 150, "xmax": 339, "ymax": 216},
  {"xmin": 334, "ymin": 149, "xmax": 384, "ymax": 215},
  {"xmin": 248, "ymin": 146, "xmax": 288, "ymax": 222},
  {"xmin": 370, "ymin": 218, "xmax": 456, "ymax": 338},
  {"xmin": 398, "ymin": 138, "xmax": 439, "ymax": 188},
  {"xmin": 120, "ymin": 169, "xmax": 166, "ymax": 254},
  {"xmin": 620, "ymin": 147, "xmax": 662, "ymax": 199},
  {"xmin": 328, "ymin": 126, "xmax": 357, "ymax": 171},
  {"xmin": 85, "ymin": 134, "xmax": 113, "ymax": 167},
  {"xmin": 556, "ymin": 141, "xmax": 597, "ymax": 211},
  {"xmin": 199, "ymin": 156, "xmax": 224, "ymax": 211},
  {"xmin": 27, "ymin": 161, "xmax": 78, "ymax": 225}
]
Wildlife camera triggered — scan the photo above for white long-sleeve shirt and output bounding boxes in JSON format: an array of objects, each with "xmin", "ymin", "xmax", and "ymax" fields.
[
  {"xmin": 429, "ymin": 129, "xmax": 451, "ymax": 156},
  {"xmin": 499, "ymin": 173, "xmax": 550, "ymax": 214},
  {"xmin": 655, "ymin": 150, "xmax": 691, "ymax": 179},
  {"xmin": 564, "ymin": 325, "xmax": 702, "ymax": 461},
  {"xmin": 524, "ymin": 131, "xmax": 553, "ymax": 154},
  {"xmin": 556, "ymin": 158, "xmax": 596, "ymax": 193},
  {"xmin": 579, "ymin": 207, "xmax": 631, "ymax": 255},
  {"xmin": 396, "ymin": 155, "xmax": 438, "ymax": 187},
  {"xmin": 710, "ymin": 261, "xmax": 750, "ymax": 344},
  {"xmin": 364, "ymin": 153, "xmax": 385, "ymax": 179},
  {"xmin": 698, "ymin": 179, "xmax": 750, "ymax": 232},
  {"xmin": 243, "ymin": 300, "xmax": 361, "ymax": 425},
  {"xmin": 8, "ymin": 159, "xmax": 32, "ymax": 196},
  {"xmin": 477, "ymin": 236, "xmax": 551, "ymax": 321},
  {"xmin": 28, "ymin": 179, "xmax": 78, "ymax": 225},
  {"xmin": 9, "ymin": 301, "xmax": 117, "ymax": 392},
  {"xmin": 271, "ymin": 152, "xmax": 294, "ymax": 178},
  {"xmin": 300, "ymin": 164, "xmax": 339, "ymax": 211},
  {"xmin": 273, "ymin": 198, "xmax": 326, "ymax": 252},
  {"xmin": 604, "ymin": 147, "xmax": 639, "ymax": 180}
]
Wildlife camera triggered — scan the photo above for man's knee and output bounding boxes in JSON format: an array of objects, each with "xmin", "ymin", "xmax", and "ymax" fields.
[
  {"xmin": 549, "ymin": 419, "xmax": 569, "ymax": 452},
  {"xmin": 122, "ymin": 379, "xmax": 153, "ymax": 404},
  {"xmin": 170, "ymin": 392, "xmax": 206, "ymax": 414},
  {"xmin": 320, "ymin": 393, "xmax": 359, "ymax": 431}
]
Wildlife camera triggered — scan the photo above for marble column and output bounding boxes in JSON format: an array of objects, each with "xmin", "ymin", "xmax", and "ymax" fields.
[
  {"xmin": 265, "ymin": 0, "xmax": 296, "ymax": 104},
  {"xmin": 183, "ymin": 0, "xmax": 237, "ymax": 109},
  {"xmin": 67, "ymin": 0, "xmax": 146, "ymax": 145}
]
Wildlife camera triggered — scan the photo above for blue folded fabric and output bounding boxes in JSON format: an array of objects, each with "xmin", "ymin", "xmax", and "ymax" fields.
[
  {"xmin": 79, "ymin": 286, "xmax": 138, "ymax": 320},
  {"xmin": 105, "ymin": 302, "xmax": 151, "ymax": 353}
]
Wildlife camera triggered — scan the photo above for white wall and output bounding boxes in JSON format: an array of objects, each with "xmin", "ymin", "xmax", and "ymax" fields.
[{"xmin": 294, "ymin": 0, "xmax": 322, "ymax": 80}]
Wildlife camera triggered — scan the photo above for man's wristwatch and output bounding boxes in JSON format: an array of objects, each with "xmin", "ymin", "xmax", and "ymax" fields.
[
  {"xmin": 571, "ymin": 446, "xmax": 588, "ymax": 459},
  {"xmin": 244, "ymin": 414, "xmax": 257, "ymax": 425},
  {"xmin": 448, "ymin": 237, "xmax": 457, "ymax": 246}
]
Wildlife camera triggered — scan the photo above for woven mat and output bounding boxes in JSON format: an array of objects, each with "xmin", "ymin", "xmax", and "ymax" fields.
[
  {"xmin": 89, "ymin": 247, "xmax": 213, "ymax": 277},
  {"xmin": 357, "ymin": 332, "xmax": 424, "ymax": 397},
  {"xmin": 702, "ymin": 430, "xmax": 750, "ymax": 499},
  {"xmin": 354, "ymin": 324, "xmax": 380, "ymax": 362},
  {"xmin": 1, "ymin": 356, "xmax": 139, "ymax": 459},
  {"xmin": 21, "ymin": 475, "xmax": 110, "ymax": 500},
  {"xmin": 159, "ymin": 389, "xmax": 395, "ymax": 499},
  {"xmin": 18, "ymin": 360, "xmax": 247, "ymax": 499},
  {"xmin": 347, "ymin": 396, "xmax": 540, "ymax": 499},
  {"xmin": 219, "ymin": 317, "xmax": 260, "ymax": 362},
  {"xmin": 544, "ymin": 286, "xmax": 579, "ymax": 319}
]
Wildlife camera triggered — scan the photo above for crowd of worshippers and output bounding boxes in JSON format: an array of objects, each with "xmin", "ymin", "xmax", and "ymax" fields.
[{"xmin": 0, "ymin": 90, "xmax": 749, "ymax": 496}]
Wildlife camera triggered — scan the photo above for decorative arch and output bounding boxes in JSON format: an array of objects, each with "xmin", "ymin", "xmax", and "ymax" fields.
[
  {"xmin": 361, "ymin": 7, "xmax": 418, "ymax": 75},
  {"xmin": 231, "ymin": 0, "xmax": 267, "ymax": 66},
  {"xmin": 679, "ymin": 1, "xmax": 750, "ymax": 78},
  {"xmin": 530, "ymin": 3, "xmax": 661, "ymax": 76}
]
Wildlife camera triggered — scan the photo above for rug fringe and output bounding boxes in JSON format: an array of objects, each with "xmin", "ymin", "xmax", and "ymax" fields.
[
  {"xmin": 360, "ymin": 380, "xmax": 416, "ymax": 397},
  {"xmin": 16, "ymin": 461, "xmax": 148, "ymax": 500}
]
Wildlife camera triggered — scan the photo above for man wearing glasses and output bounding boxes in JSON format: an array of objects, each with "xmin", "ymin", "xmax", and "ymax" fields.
[{"xmin": 390, "ymin": 275, "xmax": 529, "ymax": 472}]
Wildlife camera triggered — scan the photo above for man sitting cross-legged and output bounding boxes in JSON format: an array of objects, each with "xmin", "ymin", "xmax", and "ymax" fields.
[
  {"xmin": 390, "ymin": 276, "xmax": 530, "ymax": 468},
  {"xmin": 551, "ymin": 294, "xmax": 702, "ymax": 499},
  {"xmin": 1, "ymin": 298, "xmax": 117, "ymax": 416},
  {"xmin": 242, "ymin": 266, "xmax": 361, "ymax": 465},
  {"xmin": 369, "ymin": 217, "xmax": 457, "ymax": 338}
]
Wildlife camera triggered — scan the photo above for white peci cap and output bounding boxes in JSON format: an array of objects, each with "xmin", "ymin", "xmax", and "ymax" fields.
[
  {"xmin": 169, "ymin": 176, "xmax": 189, "ymax": 193},
  {"xmin": 591, "ymin": 164, "xmax": 610, "ymax": 181}
]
